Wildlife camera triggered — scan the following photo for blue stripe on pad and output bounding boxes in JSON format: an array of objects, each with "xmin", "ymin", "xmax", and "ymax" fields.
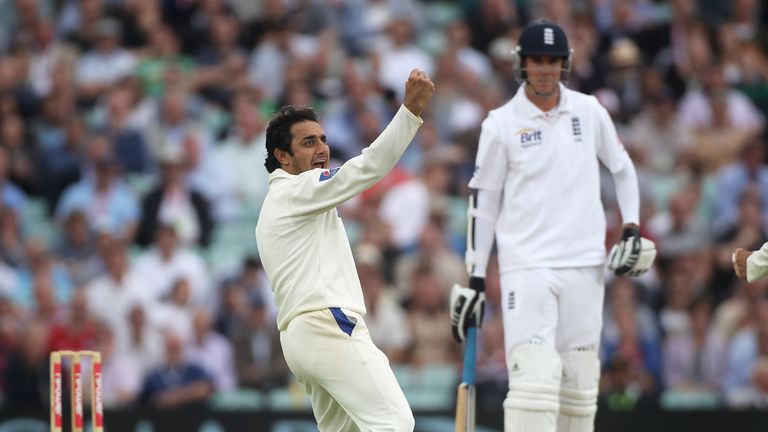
[{"xmin": 329, "ymin": 307, "xmax": 356, "ymax": 336}]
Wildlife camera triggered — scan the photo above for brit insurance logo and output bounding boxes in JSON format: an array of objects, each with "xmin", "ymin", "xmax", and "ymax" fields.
[{"xmin": 515, "ymin": 128, "xmax": 543, "ymax": 149}]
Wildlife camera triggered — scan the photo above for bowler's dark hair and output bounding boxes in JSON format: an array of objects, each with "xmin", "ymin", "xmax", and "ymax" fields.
[{"xmin": 264, "ymin": 105, "xmax": 320, "ymax": 173}]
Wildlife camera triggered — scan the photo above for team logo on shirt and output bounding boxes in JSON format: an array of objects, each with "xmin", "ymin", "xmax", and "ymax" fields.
[
  {"xmin": 571, "ymin": 117, "xmax": 582, "ymax": 142},
  {"xmin": 515, "ymin": 128, "xmax": 543, "ymax": 148},
  {"xmin": 319, "ymin": 167, "xmax": 340, "ymax": 181}
]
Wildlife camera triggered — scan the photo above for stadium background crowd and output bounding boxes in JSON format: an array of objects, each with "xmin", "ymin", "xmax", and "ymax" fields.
[{"xmin": 0, "ymin": 0, "xmax": 767, "ymax": 417}]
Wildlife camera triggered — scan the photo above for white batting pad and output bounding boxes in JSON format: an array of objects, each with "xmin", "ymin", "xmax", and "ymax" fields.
[
  {"xmin": 558, "ymin": 350, "xmax": 600, "ymax": 432},
  {"xmin": 504, "ymin": 344, "xmax": 561, "ymax": 432},
  {"xmin": 504, "ymin": 344, "xmax": 562, "ymax": 412}
]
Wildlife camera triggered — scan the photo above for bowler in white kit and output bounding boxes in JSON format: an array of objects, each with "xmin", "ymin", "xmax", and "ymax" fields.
[
  {"xmin": 450, "ymin": 21, "xmax": 656, "ymax": 432},
  {"xmin": 256, "ymin": 69, "xmax": 434, "ymax": 431}
]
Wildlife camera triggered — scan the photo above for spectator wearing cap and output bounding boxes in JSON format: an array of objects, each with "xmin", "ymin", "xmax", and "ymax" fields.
[{"xmin": 75, "ymin": 18, "xmax": 137, "ymax": 102}]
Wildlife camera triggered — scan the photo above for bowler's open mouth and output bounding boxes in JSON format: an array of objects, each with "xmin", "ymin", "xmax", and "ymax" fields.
[{"xmin": 313, "ymin": 160, "xmax": 326, "ymax": 169}]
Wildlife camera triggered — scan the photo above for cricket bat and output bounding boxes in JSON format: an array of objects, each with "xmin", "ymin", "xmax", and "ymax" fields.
[{"xmin": 455, "ymin": 326, "xmax": 477, "ymax": 432}]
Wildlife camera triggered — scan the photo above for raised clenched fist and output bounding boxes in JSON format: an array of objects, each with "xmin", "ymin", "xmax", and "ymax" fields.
[{"xmin": 402, "ymin": 69, "xmax": 435, "ymax": 117}]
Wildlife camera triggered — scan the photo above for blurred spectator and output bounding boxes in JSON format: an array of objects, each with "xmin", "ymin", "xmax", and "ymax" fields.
[
  {"xmin": 0, "ymin": 145, "xmax": 28, "ymax": 215},
  {"xmin": 404, "ymin": 263, "xmax": 456, "ymax": 366},
  {"xmin": 26, "ymin": 19, "xmax": 78, "ymax": 99},
  {"xmin": 678, "ymin": 61, "xmax": 765, "ymax": 132},
  {"xmin": 374, "ymin": 16, "xmax": 433, "ymax": 101},
  {"xmin": 85, "ymin": 241, "xmax": 152, "ymax": 332},
  {"xmin": 693, "ymin": 90, "xmax": 757, "ymax": 174},
  {"xmin": 96, "ymin": 86, "xmax": 153, "ymax": 174},
  {"xmin": 713, "ymin": 138, "xmax": 768, "ymax": 235},
  {"xmin": 96, "ymin": 323, "xmax": 143, "ymax": 408},
  {"xmin": 662, "ymin": 295, "xmax": 726, "ymax": 394},
  {"xmin": 55, "ymin": 152, "xmax": 140, "ymax": 243},
  {"xmin": 237, "ymin": 257, "xmax": 277, "ymax": 323},
  {"xmin": 134, "ymin": 147, "xmax": 213, "ymax": 249},
  {"xmin": 144, "ymin": 89, "xmax": 214, "ymax": 163},
  {"xmin": 48, "ymin": 289, "xmax": 98, "ymax": 352},
  {"xmin": 54, "ymin": 210, "xmax": 103, "ymax": 286},
  {"xmin": 138, "ymin": 330, "xmax": 214, "ymax": 408},
  {"xmin": 394, "ymin": 210, "xmax": 467, "ymax": 300},
  {"xmin": 75, "ymin": 19, "xmax": 137, "ymax": 103},
  {"xmin": 115, "ymin": 302, "xmax": 164, "ymax": 379},
  {"xmin": 0, "ymin": 207, "xmax": 26, "ymax": 268},
  {"xmin": 0, "ymin": 115, "xmax": 40, "ymax": 197},
  {"xmin": 135, "ymin": 24, "xmax": 195, "ymax": 99},
  {"xmin": 444, "ymin": 20, "xmax": 493, "ymax": 83},
  {"xmin": 213, "ymin": 277, "xmax": 248, "ymax": 341},
  {"xmin": 623, "ymin": 87, "xmax": 694, "ymax": 179},
  {"xmin": 356, "ymin": 243, "xmax": 411, "ymax": 363},
  {"xmin": 185, "ymin": 308, "xmax": 237, "ymax": 392},
  {"xmin": 723, "ymin": 295, "xmax": 768, "ymax": 399},
  {"xmin": 230, "ymin": 294, "xmax": 288, "ymax": 391},
  {"xmin": 603, "ymin": 277, "xmax": 660, "ymax": 349},
  {"xmin": 152, "ymin": 277, "xmax": 194, "ymax": 342},
  {"xmin": 465, "ymin": 0, "xmax": 519, "ymax": 52},
  {"xmin": 133, "ymin": 224, "xmax": 211, "ymax": 304},
  {"xmin": 647, "ymin": 187, "xmax": 711, "ymax": 261},
  {"xmin": 601, "ymin": 304, "xmax": 662, "ymax": 396},
  {"xmin": 2, "ymin": 320, "xmax": 50, "ymax": 409},
  {"xmin": 213, "ymin": 94, "xmax": 269, "ymax": 219},
  {"xmin": 15, "ymin": 241, "xmax": 74, "ymax": 315},
  {"xmin": 183, "ymin": 132, "xmax": 239, "ymax": 225},
  {"xmin": 41, "ymin": 116, "xmax": 87, "ymax": 213}
]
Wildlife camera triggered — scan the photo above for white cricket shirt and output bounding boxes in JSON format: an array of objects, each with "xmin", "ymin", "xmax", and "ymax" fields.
[
  {"xmin": 256, "ymin": 106, "xmax": 422, "ymax": 331},
  {"xmin": 469, "ymin": 83, "xmax": 633, "ymax": 272}
]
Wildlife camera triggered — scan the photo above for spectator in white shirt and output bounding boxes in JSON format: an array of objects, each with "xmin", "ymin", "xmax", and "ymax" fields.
[
  {"xmin": 76, "ymin": 19, "xmax": 137, "ymax": 101},
  {"xmin": 133, "ymin": 224, "xmax": 211, "ymax": 304},
  {"xmin": 85, "ymin": 241, "xmax": 152, "ymax": 332}
]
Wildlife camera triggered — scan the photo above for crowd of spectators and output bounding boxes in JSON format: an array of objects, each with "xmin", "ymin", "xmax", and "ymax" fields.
[{"xmin": 0, "ymin": 0, "xmax": 767, "ymax": 415}]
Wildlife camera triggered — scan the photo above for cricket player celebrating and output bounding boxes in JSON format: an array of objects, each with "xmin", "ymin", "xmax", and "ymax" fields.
[
  {"xmin": 450, "ymin": 21, "xmax": 656, "ymax": 432},
  {"xmin": 256, "ymin": 69, "xmax": 434, "ymax": 431}
]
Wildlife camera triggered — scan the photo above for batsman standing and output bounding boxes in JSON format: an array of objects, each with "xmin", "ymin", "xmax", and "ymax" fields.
[
  {"xmin": 450, "ymin": 21, "xmax": 656, "ymax": 432},
  {"xmin": 256, "ymin": 69, "xmax": 434, "ymax": 431}
]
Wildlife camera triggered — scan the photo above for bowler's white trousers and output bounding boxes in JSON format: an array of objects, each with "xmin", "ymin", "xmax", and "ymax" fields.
[{"xmin": 280, "ymin": 308, "xmax": 414, "ymax": 432}]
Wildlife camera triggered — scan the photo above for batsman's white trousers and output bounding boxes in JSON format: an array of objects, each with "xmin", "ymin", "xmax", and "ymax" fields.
[
  {"xmin": 280, "ymin": 308, "xmax": 414, "ymax": 432},
  {"xmin": 500, "ymin": 266, "xmax": 605, "ymax": 355}
]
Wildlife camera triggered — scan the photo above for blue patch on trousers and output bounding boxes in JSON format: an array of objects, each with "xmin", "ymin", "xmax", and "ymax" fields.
[{"xmin": 329, "ymin": 307, "xmax": 356, "ymax": 336}]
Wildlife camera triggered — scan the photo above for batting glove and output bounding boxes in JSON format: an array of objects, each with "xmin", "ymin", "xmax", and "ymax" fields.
[
  {"xmin": 608, "ymin": 225, "xmax": 657, "ymax": 276},
  {"xmin": 450, "ymin": 277, "xmax": 485, "ymax": 343}
]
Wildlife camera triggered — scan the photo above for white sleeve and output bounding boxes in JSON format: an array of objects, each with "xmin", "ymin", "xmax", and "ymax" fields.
[
  {"xmin": 594, "ymin": 99, "xmax": 640, "ymax": 225},
  {"xmin": 594, "ymin": 101, "xmax": 631, "ymax": 174},
  {"xmin": 611, "ymin": 160, "xmax": 640, "ymax": 226},
  {"xmin": 469, "ymin": 188, "xmax": 501, "ymax": 278},
  {"xmin": 468, "ymin": 117, "xmax": 508, "ymax": 192},
  {"xmin": 286, "ymin": 105, "xmax": 423, "ymax": 215},
  {"xmin": 747, "ymin": 242, "xmax": 768, "ymax": 282}
]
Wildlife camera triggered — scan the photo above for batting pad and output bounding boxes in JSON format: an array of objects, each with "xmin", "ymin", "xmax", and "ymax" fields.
[
  {"xmin": 504, "ymin": 344, "xmax": 562, "ymax": 412},
  {"xmin": 557, "ymin": 350, "xmax": 600, "ymax": 432}
]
